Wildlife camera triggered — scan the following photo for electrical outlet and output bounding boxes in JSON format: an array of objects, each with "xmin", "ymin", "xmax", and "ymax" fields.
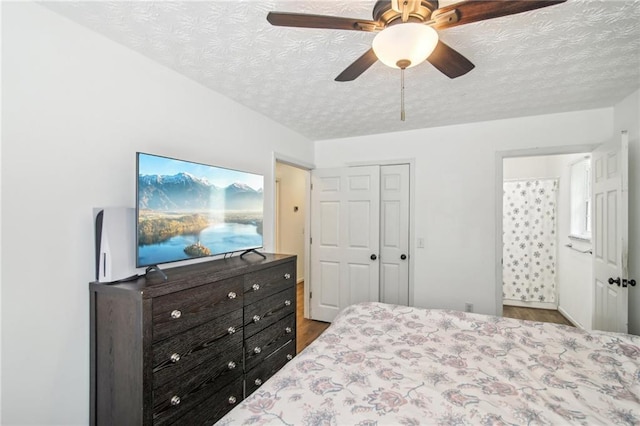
[{"xmin": 464, "ymin": 302, "xmax": 473, "ymax": 313}]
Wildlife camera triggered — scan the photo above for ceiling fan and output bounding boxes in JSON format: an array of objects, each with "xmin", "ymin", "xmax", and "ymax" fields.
[{"xmin": 267, "ymin": 0, "xmax": 566, "ymax": 81}]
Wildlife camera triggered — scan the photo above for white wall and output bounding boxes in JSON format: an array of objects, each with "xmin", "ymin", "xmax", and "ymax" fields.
[
  {"xmin": 275, "ymin": 162, "xmax": 307, "ymax": 281},
  {"xmin": 315, "ymin": 108, "xmax": 614, "ymax": 317},
  {"xmin": 503, "ymin": 155, "xmax": 572, "ymax": 180},
  {"xmin": 1, "ymin": 3, "xmax": 313, "ymax": 424},
  {"xmin": 504, "ymin": 154, "xmax": 593, "ymax": 328},
  {"xmin": 550, "ymin": 154, "xmax": 595, "ymax": 329},
  {"xmin": 613, "ymin": 89, "xmax": 640, "ymax": 335}
]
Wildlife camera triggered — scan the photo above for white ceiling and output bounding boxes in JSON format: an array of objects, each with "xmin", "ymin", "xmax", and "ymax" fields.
[{"xmin": 42, "ymin": 0, "xmax": 640, "ymax": 141}]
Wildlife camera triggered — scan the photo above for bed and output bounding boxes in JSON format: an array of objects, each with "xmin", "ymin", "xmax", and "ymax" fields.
[{"xmin": 218, "ymin": 302, "xmax": 640, "ymax": 425}]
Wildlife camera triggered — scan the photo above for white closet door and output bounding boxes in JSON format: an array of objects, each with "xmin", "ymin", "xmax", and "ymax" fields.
[
  {"xmin": 310, "ymin": 166, "xmax": 380, "ymax": 322},
  {"xmin": 592, "ymin": 132, "xmax": 629, "ymax": 333},
  {"xmin": 380, "ymin": 164, "xmax": 410, "ymax": 305}
]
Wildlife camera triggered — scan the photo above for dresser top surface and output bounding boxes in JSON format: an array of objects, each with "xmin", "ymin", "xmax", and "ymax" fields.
[{"xmin": 90, "ymin": 253, "xmax": 296, "ymax": 298}]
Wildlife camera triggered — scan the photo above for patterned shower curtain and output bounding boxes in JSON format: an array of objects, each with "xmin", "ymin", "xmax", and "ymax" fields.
[{"xmin": 503, "ymin": 179, "xmax": 558, "ymax": 304}]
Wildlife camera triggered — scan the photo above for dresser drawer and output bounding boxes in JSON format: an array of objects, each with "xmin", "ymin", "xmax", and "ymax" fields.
[
  {"xmin": 170, "ymin": 379, "xmax": 243, "ymax": 426},
  {"xmin": 245, "ymin": 339, "xmax": 296, "ymax": 397},
  {"xmin": 245, "ymin": 313, "xmax": 295, "ymax": 371},
  {"xmin": 244, "ymin": 286, "xmax": 295, "ymax": 338},
  {"xmin": 244, "ymin": 261, "xmax": 295, "ymax": 305},
  {"xmin": 152, "ymin": 348, "xmax": 243, "ymax": 426},
  {"xmin": 152, "ymin": 309, "xmax": 243, "ymax": 388},
  {"xmin": 152, "ymin": 277, "xmax": 243, "ymax": 342}
]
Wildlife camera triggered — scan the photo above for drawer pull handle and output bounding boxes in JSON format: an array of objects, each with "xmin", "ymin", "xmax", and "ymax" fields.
[
  {"xmin": 228, "ymin": 291, "xmax": 237, "ymax": 299},
  {"xmin": 228, "ymin": 396, "xmax": 237, "ymax": 405},
  {"xmin": 286, "ymin": 354, "xmax": 293, "ymax": 361},
  {"xmin": 170, "ymin": 310, "xmax": 182, "ymax": 319},
  {"xmin": 227, "ymin": 326, "xmax": 236, "ymax": 335},
  {"xmin": 253, "ymin": 346, "xmax": 262, "ymax": 354},
  {"xmin": 227, "ymin": 361, "xmax": 237, "ymax": 370},
  {"xmin": 252, "ymin": 283, "xmax": 260, "ymax": 291},
  {"xmin": 254, "ymin": 378, "xmax": 263, "ymax": 386},
  {"xmin": 252, "ymin": 315, "xmax": 261, "ymax": 323},
  {"xmin": 284, "ymin": 300, "xmax": 291, "ymax": 307},
  {"xmin": 284, "ymin": 273, "xmax": 291, "ymax": 280},
  {"xmin": 170, "ymin": 395, "xmax": 181, "ymax": 406},
  {"xmin": 170, "ymin": 353, "xmax": 181, "ymax": 363},
  {"xmin": 285, "ymin": 327, "xmax": 292, "ymax": 334}
]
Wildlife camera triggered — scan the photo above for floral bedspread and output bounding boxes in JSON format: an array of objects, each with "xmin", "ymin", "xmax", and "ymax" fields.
[{"xmin": 218, "ymin": 302, "xmax": 640, "ymax": 425}]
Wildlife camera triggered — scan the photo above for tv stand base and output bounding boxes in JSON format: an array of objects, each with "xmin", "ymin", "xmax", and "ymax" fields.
[
  {"xmin": 145, "ymin": 264, "xmax": 168, "ymax": 280},
  {"xmin": 240, "ymin": 249, "xmax": 266, "ymax": 259}
]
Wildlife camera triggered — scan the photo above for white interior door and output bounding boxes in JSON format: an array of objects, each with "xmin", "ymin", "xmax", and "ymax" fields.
[
  {"xmin": 310, "ymin": 166, "xmax": 380, "ymax": 322},
  {"xmin": 380, "ymin": 164, "xmax": 410, "ymax": 305},
  {"xmin": 592, "ymin": 131, "xmax": 629, "ymax": 333}
]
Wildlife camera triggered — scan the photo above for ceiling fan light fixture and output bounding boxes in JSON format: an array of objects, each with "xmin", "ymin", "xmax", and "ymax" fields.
[{"xmin": 372, "ymin": 23, "xmax": 439, "ymax": 69}]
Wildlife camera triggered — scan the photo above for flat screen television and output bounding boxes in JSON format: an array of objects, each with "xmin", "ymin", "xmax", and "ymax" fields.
[{"xmin": 136, "ymin": 152, "xmax": 264, "ymax": 267}]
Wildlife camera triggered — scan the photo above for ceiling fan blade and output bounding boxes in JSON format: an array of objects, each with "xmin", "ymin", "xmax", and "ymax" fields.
[
  {"xmin": 431, "ymin": 0, "xmax": 566, "ymax": 30},
  {"xmin": 267, "ymin": 12, "xmax": 381, "ymax": 32},
  {"xmin": 427, "ymin": 41, "xmax": 475, "ymax": 79},
  {"xmin": 335, "ymin": 48, "xmax": 378, "ymax": 82}
]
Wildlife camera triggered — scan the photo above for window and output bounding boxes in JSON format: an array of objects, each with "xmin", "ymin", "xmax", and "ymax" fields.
[{"xmin": 569, "ymin": 156, "xmax": 591, "ymax": 240}]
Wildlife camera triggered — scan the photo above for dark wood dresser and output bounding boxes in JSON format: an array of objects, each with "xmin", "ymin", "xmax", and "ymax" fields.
[{"xmin": 89, "ymin": 253, "xmax": 296, "ymax": 425}]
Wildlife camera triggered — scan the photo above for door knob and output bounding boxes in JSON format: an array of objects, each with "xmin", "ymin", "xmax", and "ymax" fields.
[
  {"xmin": 608, "ymin": 277, "xmax": 621, "ymax": 286},
  {"xmin": 400, "ymin": 254, "xmax": 407, "ymax": 260},
  {"xmin": 622, "ymin": 279, "xmax": 637, "ymax": 288},
  {"xmin": 370, "ymin": 254, "xmax": 377, "ymax": 261}
]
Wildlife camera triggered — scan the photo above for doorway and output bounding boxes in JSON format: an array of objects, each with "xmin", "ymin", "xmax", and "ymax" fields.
[
  {"xmin": 275, "ymin": 161, "xmax": 307, "ymax": 284},
  {"xmin": 275, "ymin": 160, "xmax": 309, "ymax": 308},
  {"xmin": 497, "ymin": 148, "xmax": 594, "ymax": 329},
  {"xmin": 275, "ymin": 159, "xmax": 332, "ymax": 350}
]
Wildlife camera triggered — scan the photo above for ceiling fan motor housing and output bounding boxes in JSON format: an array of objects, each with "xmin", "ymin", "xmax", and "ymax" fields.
[{"xmin": 373, "ymin": 0, "xmax": 439, "ymax": 25}]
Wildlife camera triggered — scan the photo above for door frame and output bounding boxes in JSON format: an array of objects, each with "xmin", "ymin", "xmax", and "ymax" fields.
[
  {"xmin": 494, "ymin": 145, "xmax": 597, "ymax": 317},
  {"xmin": 272, "ymin": 152, "xmax": 314, "ymax": 318},
  {"xmin": 345, "ymin": 158, "xmax": 416, "ymax": 306}
]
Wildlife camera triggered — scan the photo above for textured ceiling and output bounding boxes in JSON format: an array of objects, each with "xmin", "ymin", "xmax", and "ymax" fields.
[{"xmin": 42, "ymin": 0, "xmax": 640, "ymax": 141}]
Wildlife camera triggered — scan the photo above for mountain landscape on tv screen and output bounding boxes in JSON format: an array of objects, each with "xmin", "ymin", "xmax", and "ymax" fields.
[{"xmin": 138, "ymin": 172, "xmax": 263, "ymax": 211}]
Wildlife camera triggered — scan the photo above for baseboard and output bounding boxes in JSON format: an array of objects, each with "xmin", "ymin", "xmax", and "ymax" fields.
[
  {"xmin": 503, "ymin": 299, "xmax": 557, "ymax": 310},
  {"xmin": 558, "ymin": 306, "xmax": 584, "ymax": 330}
]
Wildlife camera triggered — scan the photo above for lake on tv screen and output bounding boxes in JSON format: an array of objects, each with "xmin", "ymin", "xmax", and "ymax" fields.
[{"xmin": 138, "ymin": 222, "xmax": 262, "ymax": 265}]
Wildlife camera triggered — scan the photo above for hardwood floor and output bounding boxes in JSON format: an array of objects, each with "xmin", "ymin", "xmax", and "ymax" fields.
[
  {"xmin": 503, "ymin": 305, "xmax": 574, "ymax": 326},
  {"xmin": 296, "ymin": 282, "xmax": 330, "ymax": 353}
]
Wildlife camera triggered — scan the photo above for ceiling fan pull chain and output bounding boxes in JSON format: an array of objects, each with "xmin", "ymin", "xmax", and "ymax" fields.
[{"xmin": 400, "ymin": 68, "xmax": 406, "ymax": 121}]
